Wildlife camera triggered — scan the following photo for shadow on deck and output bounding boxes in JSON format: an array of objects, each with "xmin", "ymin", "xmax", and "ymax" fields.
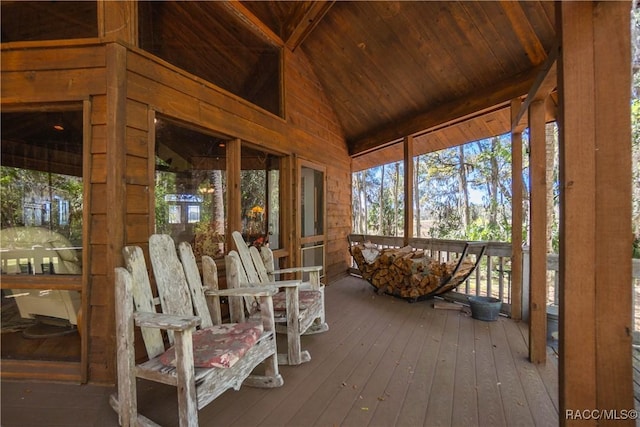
[{"xmin": 1, "ymin": 276, "xmax": 559, "ymax": 426}]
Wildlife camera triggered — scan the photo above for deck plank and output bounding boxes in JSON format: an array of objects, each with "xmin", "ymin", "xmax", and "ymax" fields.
[
  {"xmin": 340, "ymin": 300, "xmax": 430, "ymax": 426},
  {"xmin": 452, "ymin": 311, "xmax": 479, "ymax": 426},
  {"xmin": 489, "ymin": 319, "xmax": 536, "ymax": 425},
  {"xmin": 423, "ymin": 310, "xmax": 460, "ymax": 426},
  {"xmin": 305, "ymin": 296, "xmax": 408, "ymax": 426},
  {"xmin": 367, "ymin": 301, "xmax": 436, "ymax": 427},
  {"xmin": 0, "ymin": 276, "xmax": 560, "ymax": 427},
  {"xmin": 503, "ymin": 318, "xmax": 558, "ymax": 426},
  {"xmin": 474, "ymin": 319, "xmax": 508, "ymax": 426},
  {"xmin": 394, "ymin": 302, "xmax": 447, "ymax": 426}
]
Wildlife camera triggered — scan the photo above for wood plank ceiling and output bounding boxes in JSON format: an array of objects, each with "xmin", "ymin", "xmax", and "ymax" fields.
[
  {"xmin": 246, "ymin": 1, "xmax": 556, "ymax": 167},
  {"xmin": 1, "ymin": 1, "xmax": 557, "ymax": 169}
]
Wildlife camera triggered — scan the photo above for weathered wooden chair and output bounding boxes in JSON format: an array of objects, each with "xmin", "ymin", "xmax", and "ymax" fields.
[
  {"xmin": 228, "ymin": 231, "xmax": 328, "ymax": 365},
  {"xmin": 110, "ymin": 234, "xmax": 283, "ymax": 427}
]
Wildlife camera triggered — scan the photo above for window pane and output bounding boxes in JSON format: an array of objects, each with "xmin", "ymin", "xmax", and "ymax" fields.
[
  {"xmin": 154, "ymin": 117, "xmax": 227, "ymax": 259},
  {"xmin": 2, "ymin": 288, "xmax": 82, "ymax": 361},
  {"xmin": 1, "ymin": 109, "xmax": 83, "ymax": 364},
  {"xmin": 301, "ymin": 166, "xmax": 324, "ymax": 237},
  {"xmin": 1, "ymin": 111, "xmax": 84, "ymax": 275},
  {"xmin": 139, "ymin": 1, "xmax": 282, "ymax": 116},
  {"xmin": 1, "ymin": 1, "xmax": 98, "ymax": 42},
  {"xmin": 240, "ymin": 146, "xmax": 280, "ymax": 250}
]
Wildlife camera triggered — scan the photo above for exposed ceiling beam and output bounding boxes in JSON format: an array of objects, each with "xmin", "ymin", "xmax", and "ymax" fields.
[
  {"xmin": 219, "ymin": 0, "xmax": 284, "ymax": 48},
  {"xmin": 512, "ymin": 45, "xmax": 558, "ymax": 132},
  {"xmin": 349, "ymin": 66, "xmax": 543, "ymax": 157},
  {"xmin": 499, "ymin": 0, "xmax": 547, "ymax": 65},
  {"xmin": 284, "ymin": 1, "xmax": 335, "ymax": 51}
]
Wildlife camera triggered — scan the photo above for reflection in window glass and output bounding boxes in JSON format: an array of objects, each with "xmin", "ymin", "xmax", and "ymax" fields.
[
  {"xmin": 168, "ymin": 205, "xmax": 181, "ymax": 224},
  {"xmin": 301, "ymin": 166, "xmax": 324, "ymax": 238},
  {"xmin": 1, "ymin": 109, "xmax": 83, "ymax": 364},
  {"xmin": 1, "ymin": 1, "xmax": 98, "ymax": 43},
  {"xmin": 154, "ymin": 117, "xmax": 227, "ymax": 259},
  {"xmin": 187, "ymin": 205, "xmax": 200, "ymax": 223},
  {"xmin": 241, "ymin": 147, "xmax": 280, "ymax": 250},
  {"xmin": 138, "ymin": 1, "xmax": 282, "ymax": 116},
  {"xmin": 1, "ymin": 111, "xmax": 84, "ymax": 276}
]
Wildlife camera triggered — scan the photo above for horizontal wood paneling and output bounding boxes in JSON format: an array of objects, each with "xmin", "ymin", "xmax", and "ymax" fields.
[
  {"xmin": 126, "ymin": 214, "xmax": 151, "ymax": 244},
  {"xmin": 1, "ymin": 69, "xmax": 106, "ymax": 103},
  {"xmin": 126, "ymin": 185, "xmax": 149, "ymax": 214},
  {"xmin": 125, "ymin": 154, "xmax": 147, "ymax": 185},
  {"xmin": 352, "ymin": 106, "xmax": 514, "ymax": 171},
  {"xmin": 126, "ymin": 126, "xmax": 148, "ymax": 158},
  {"xmin": 1, "ymin": 45, "xmax": 106, "ymax": 72},
  {"xmin": 126, "ymin": 50, "xmax": 287, "ymax": 147}
]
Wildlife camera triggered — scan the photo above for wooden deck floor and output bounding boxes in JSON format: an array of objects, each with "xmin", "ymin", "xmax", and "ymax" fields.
[{"xmin": 1, "ymin": 275, "xmax": 559, "ymax": 427}]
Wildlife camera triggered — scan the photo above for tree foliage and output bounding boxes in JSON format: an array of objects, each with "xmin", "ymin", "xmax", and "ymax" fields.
[{"xmin": 352, "ymin": 132, "xmax": 533, "ymax": 244}]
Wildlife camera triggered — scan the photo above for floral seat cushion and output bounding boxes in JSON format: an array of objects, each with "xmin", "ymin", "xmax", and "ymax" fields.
[
  {"xmin": 272, "ymin": 290, "xmax": 321, "ymax": 312},
  {"xmin": 159, "ymin": 322, "xmax": 263, "ymax": 369}
]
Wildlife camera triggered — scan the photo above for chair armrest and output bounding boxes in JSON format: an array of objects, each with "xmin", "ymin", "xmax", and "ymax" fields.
[
  {"xmin": 267, "ymin": 279, "xmax": 302, "ymax": 288},
  {"xmin": 273, "ymin": 266, "xmax": 322, "ymax": 274},
  {"xmin": 205, "ymin": 286, "xmax": 279, "ymax": 297},
  {"xmin": 134, "ymin": 312, "xmax": 201, "ymax": 331}
]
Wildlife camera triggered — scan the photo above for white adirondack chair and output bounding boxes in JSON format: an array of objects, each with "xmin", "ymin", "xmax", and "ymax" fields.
[
  {"xmin": 227, "ymin": 231, "xmax": 328, "ymax": 365},
  {"xmin": 110, "ymin": 235, "xmax": 282, "ymax": 427}
]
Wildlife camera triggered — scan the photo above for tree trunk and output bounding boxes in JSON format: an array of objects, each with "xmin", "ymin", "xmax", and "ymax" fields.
[
  {"xmin": 379, "ymin": 165, "xmax": 385, "ymax": 235},
  {"xmin": 394, "ymin": 162, "xmax": 400, "ymax": 236},
  {"xmin": 212, "ymin": 170, "xmax": 225, "ymax": 235},
  {"xmin": 489, "ymin": 137, "xmax": 499, "ymax": 228},
  {"xmin": 414, "ymin": 156, "xmax": 421, "ymax": 237},
  {"xmin": 458, "ymin": 145, "xmax": 470, "ymax": 230},
  {"xmin": 545, "ymin": 123, "xmax": 557, "ymax": 253}
]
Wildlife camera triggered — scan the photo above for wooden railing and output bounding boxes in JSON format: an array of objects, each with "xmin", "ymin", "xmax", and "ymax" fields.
[
  {"xmin": 347, "ymin": 234, "xmax": 512, "ymax": 314},
  {"xmin": 348, "ymin": 234, "xmax": 640, "ymax": 332},
  {"xmin": 541, "ymin": 251, "xmax": 640, "ymax": 339}
]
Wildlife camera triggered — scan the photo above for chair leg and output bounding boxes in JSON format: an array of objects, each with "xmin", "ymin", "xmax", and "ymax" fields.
[
  {"xmin": 287, "ymin": 313, "xmax": 303, "ymax": 365},
  {"xmin": 175, "ymin": 330, "xmax": 199, "ymax": 427}
]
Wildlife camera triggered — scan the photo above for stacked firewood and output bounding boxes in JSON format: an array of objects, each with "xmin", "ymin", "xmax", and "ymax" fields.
[{"xmin": 351, "ymin": 242, "xmax": 475, "ymax": 300}]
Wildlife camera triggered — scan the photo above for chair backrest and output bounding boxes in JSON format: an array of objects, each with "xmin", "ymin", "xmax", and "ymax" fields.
[
  {"xmin": 178, "ymin": 241, "xmax": 213, "ymax": 328},
  {"xmin": 259, "ymin": 246, "xmax": 276, "ymax": 281},
  {"xmin": 249, "ymin": 246, "xmax": 270, "ymax": 283},
  {"xmin": 202, "ymin": 255, "xmax": 222, "ymax": 325},
  {"xmin": 148, "ymin": 234, "xmax": 194, "ymax": 321},
  {"xmin": 226, "ymin": 250, "xmax": 261, "ymax": 318},
  {"xmin": 122, "ymin": 245, "xmax": 165, "ymax": 359},
  {"xmin": 231, "ymin": 231, "xmax": 261, "ymax": 283}
]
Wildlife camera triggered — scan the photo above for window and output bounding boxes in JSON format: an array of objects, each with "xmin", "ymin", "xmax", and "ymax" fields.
[
  {"xmin": 241, "ymin": 146, "xmax": 281, "ymax": 250},
  {"xmin": 1, "ymin": 108, "xmax": 84, "ymax": 364},
  {"xmin": 139, "ymin": 1, "xmax": 282, "ymax": 116},
  {"xmin": 1, "ymin": 110, "xmax": 84, "ymax": 275},
  {"xmin": 154, "ymin": 117, "xmax": 228, "ymax": 259},
  {"xmin": 1, "ymin": 1, "xmax": 98, "ymax": 42}
]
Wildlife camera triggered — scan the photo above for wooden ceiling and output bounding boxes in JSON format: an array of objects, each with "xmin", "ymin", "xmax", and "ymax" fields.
[
  {"xmin": 1, "ymin": 1, "xmax": 558, "ymax": 168},
  {"xmin": 244, "ymin": 0, "xmax": 557, "ymax": 163}
]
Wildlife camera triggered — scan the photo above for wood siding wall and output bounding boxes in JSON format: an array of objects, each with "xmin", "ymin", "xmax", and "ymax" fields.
[
  {"xmin": 284, "ymin": 50, "xmax": 352, "ymax": 282},
  {"xmin": 1, "ymin": 41, "xmax": 352, "ymax": 384}
]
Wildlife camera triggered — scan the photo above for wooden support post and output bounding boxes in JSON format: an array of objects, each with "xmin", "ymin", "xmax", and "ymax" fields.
[
  {"xmin": 557, "ymin": 1, "xmax": 634, "ymax": 424},
  {"xmin": 510, "ymin": 98, "xmax": 524, "ymax": 321},
  {"xmin": 105, "ymin": 43, "xmax": 128, "ymax": 383},
  {"xmin": 227, "ymin": 139, "xmax": 242, "ymax": 251},
  {"xmin": 528, "ymin": 99, "xmax": 547, "ymax": 364},
  {"xmin": 98, "ymin": 0, "xmax": 137, "ymax": 45},
  {"xmin": 403, "ymin": 136, "xmax": 414, "ymax": 246}
]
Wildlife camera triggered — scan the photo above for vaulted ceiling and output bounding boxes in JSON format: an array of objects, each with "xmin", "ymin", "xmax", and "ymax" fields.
[
  {"xmin": 243, "ymin": 0, "xmax": 557, "ymax": 166},
  {"xmin": 1, "ymin": 1, "xmax": 558, "ymax": 169}
]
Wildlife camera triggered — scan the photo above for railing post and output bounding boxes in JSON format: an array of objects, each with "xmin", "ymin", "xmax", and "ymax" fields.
[{"xmin": 521, "ymin": 246, "xmax": 530, "ymax": 322}]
